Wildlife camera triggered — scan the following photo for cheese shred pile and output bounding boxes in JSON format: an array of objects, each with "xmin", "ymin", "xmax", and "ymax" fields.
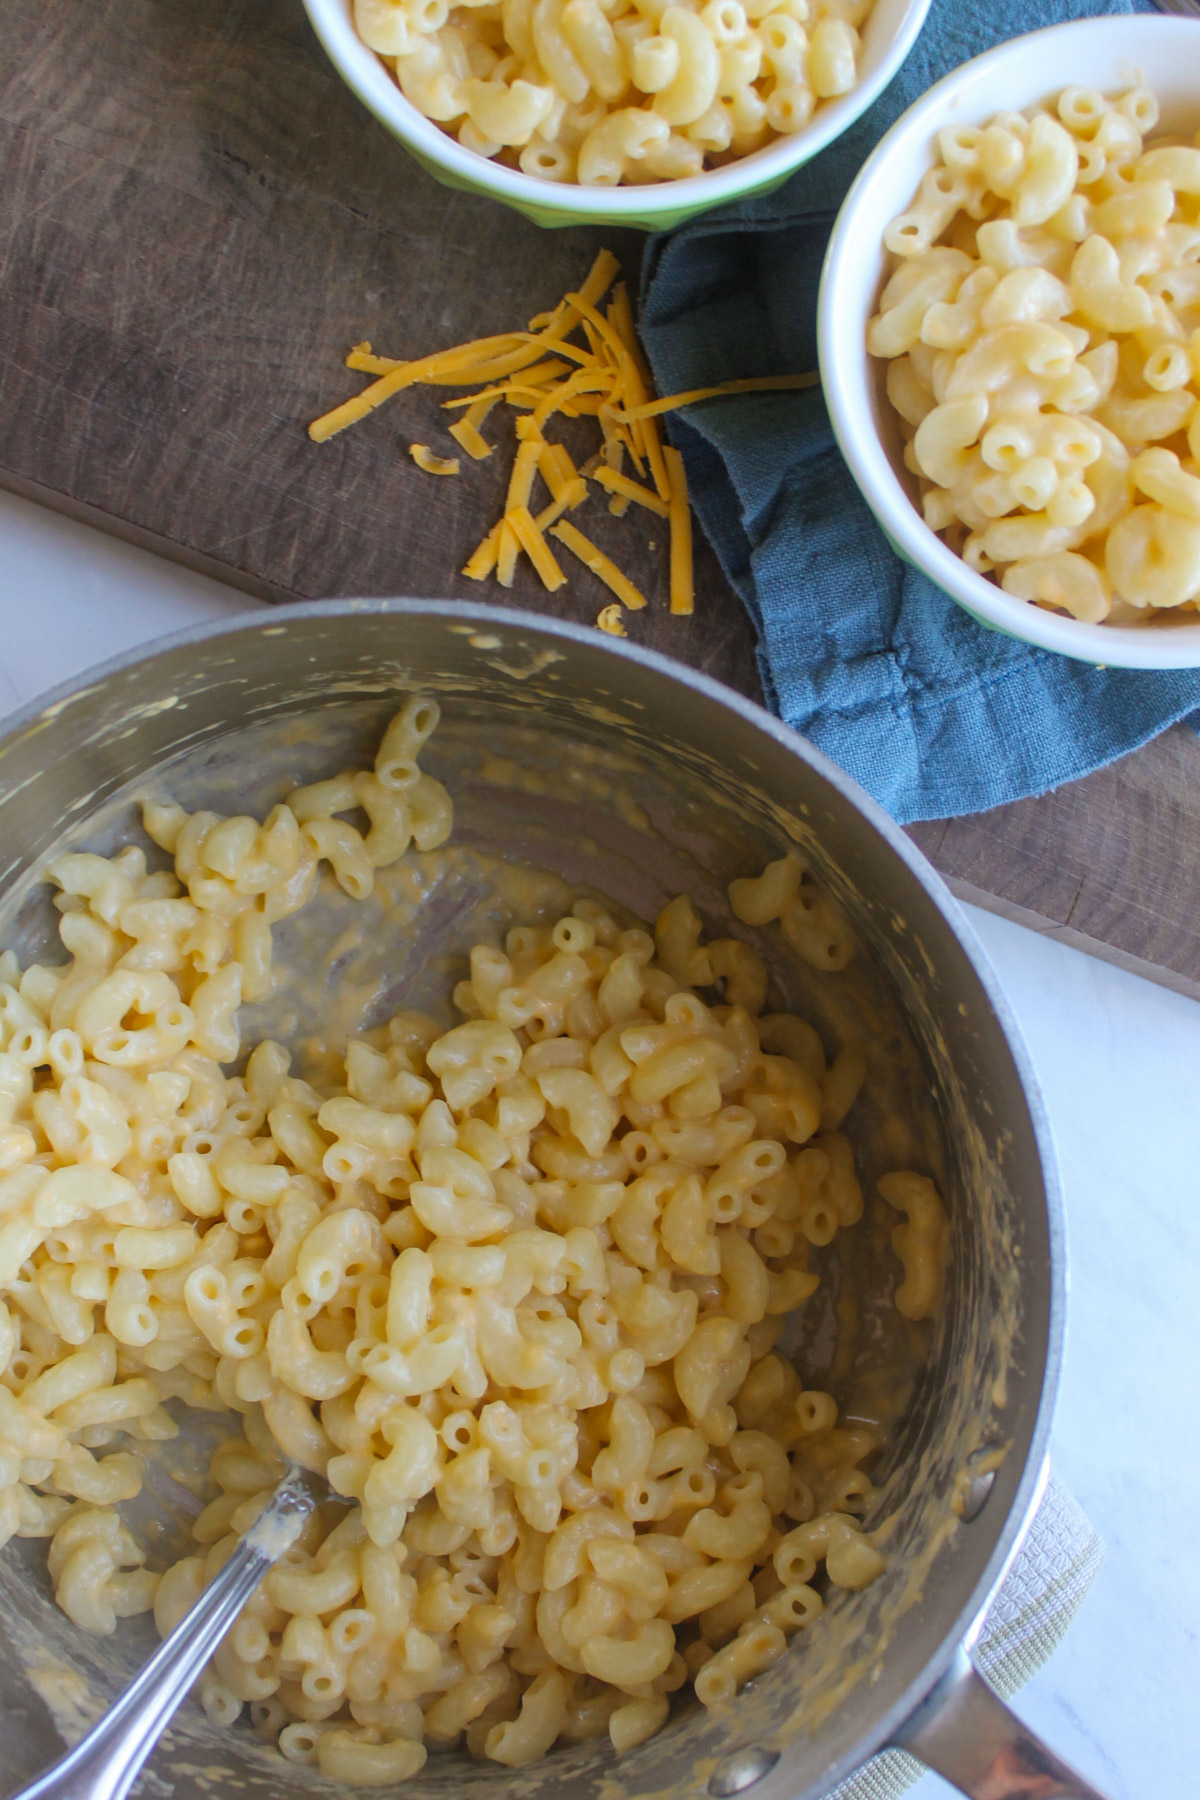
[{"xmin": 309, "ymin": 251, "xmax": 817, "ymax": 628}]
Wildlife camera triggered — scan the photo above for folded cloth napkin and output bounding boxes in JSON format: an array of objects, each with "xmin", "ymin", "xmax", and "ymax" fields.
[
  {"xmin": 831, "ymin": 1473, "xmax": 1105, "ymax": 1800},
  {"xmin": 639, "ymin": 0, "xmax": 1200, "ymax": 825}
]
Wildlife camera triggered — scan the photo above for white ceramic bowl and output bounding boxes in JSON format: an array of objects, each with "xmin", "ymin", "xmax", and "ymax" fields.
[
  {"xmin": 818, "ymin": 13, "xmax": 1200, "ymax": 669},
  {"xmin": 302, "ymin": 0, "xmax": 931, "ymax": 230}
]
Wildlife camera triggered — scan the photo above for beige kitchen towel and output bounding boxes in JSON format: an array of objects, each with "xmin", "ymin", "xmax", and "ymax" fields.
[{"xmin": 828, "ymin": 1474, "xmax": 1104, "ymax": 1800}]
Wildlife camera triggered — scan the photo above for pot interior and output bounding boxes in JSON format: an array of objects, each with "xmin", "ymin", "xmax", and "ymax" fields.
[{"xmin": 0, "ymin": 605, "xmax": 1055, "ymax": 1800}]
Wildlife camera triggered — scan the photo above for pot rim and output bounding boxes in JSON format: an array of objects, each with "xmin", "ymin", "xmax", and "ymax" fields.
[{"xmin": 0, "ymin": 595, "xmax": 1065, "ymax": 1783}]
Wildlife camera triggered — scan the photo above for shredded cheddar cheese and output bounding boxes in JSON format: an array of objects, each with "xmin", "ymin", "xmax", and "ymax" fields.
[
  {"xmin": 539, "ymin": 443, "xmax": 588, "ymax": 511},
  {"xmin": 592, "ymin": 466, "xmax": 669, "ymax": 518},
  {"xmin": 506, "ymin": 438, "xmax": 542, "ymax": 514},
  {"xmin": 308, "ymin": 252, "xmax": 818, "ymax": 630},
  {"xmin": 508, "ymin": 505, "xmax": 567, "ymax": 592},
  {"xmin": 463, "ymin": 523, "xmax": 502, "ymax": 580},
  {"xmin": 409, "ymin": 445, "xmax": 460, "ymax": 476},
  {"xmin": 550, "ymin": 520, "xmax": 648, "ymax": 612},
  {"xmin": 664, "ymin": 446, "xmax": 694, "ymax": 618},
  {"xmin": 597, "ymin": 604, "xmax": 628, "ymax": 636},
  {"xmin": 496, "ymin": 521, "xmax": 519, "ymax": 589},
  {"xmin": 615, "ymin": 373, "xmax": 821, "ymax": 422},
  {"xmin": 448, "ymin": 396, "xmax": 498, "ymax": 462}
]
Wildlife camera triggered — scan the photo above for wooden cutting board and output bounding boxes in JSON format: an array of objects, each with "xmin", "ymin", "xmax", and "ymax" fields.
[{"xmin": 4, "ymin": 0, "xmax": 1200, "ymax": 1003}]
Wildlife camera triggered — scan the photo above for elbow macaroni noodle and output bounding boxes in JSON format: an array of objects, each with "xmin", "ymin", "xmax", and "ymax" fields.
[
  {"xmin": 0, "ymin": 703, "xmax": 947, "ymax": 1779},
  {"xmin": 353, "ymin": 0, "xmax": 876, "ymax": 185},
  {"xmin": 870, "ymin": 82, "xmax": 1200, "ymax": 624}
]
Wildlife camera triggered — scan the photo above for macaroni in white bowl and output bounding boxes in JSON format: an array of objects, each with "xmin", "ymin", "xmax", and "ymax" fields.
[
  {"xmin": 818, "ymin": 14, "xmax": 1200, "ymax": 665},
  {"xmin": 354, "ymin": 0, "xmax": 876, "ymax": 184},
  {"xmin": 869, "ymin": 80, "xmax": 1200, "ymax": 626}
]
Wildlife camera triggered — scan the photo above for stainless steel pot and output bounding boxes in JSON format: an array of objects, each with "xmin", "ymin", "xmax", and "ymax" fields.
[{"xmin": 0, "ymin": 600, "xmax": 1104, "ymax": 1800}]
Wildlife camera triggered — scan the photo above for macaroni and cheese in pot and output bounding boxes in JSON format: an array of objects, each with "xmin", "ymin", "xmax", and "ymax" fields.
[{"xmin": 0, "ymin": 677, "xmax": 1029, "ymax": 1800}]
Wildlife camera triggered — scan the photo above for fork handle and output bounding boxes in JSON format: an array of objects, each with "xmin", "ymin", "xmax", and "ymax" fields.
[{"xmin": 15, "ymin": 1465, "xmax": 319, "ymax": 1800}]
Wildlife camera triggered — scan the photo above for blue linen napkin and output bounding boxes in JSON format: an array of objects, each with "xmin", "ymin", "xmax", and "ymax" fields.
[{"xmin": 639, "ymin": 0, "xmax": 1200, "ymax": 825}]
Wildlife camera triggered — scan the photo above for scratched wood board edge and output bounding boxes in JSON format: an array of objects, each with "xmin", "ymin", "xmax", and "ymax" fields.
[
  {"xmin": 916, "ymin": 874, "xmax": 1200, "ymax": 1009},
  {"xmin": 908, "ymin": 721, "xmax": 1200, "ymax": 997},
  {"xmin": 0, "ymin": 466, "xmax": 295, "ymax": 607}
]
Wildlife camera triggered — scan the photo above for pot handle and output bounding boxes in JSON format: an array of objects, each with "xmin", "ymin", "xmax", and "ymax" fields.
[{"xmin": 891, "ymin": 1648, "xmax": 1111, "ymax": 1799}]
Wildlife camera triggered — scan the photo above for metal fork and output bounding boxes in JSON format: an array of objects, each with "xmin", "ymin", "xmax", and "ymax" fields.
[
  {"xmin": 12, "ymin": 1464, "xmax": 327, "ymax": 1800},
  {"xmin": 1150, "ymin": 0, "xmax": 1200, "ymax": 16}
]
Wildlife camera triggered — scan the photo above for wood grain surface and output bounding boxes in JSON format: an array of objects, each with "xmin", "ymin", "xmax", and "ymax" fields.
[
  {"xmin": 3, "ymin": 0, "xmax": 1200, "ymax": 1000},
  {"xmin": 0, "ymin": 0, "xmax": 759, "ymax": 693},
  {"xmin": 909, "ymin": 723, "xmax": 1200, "ymax": 1003}
]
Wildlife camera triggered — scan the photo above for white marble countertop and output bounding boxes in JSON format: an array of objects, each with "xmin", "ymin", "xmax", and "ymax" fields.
[{"xmin": 1, "ymin": 486, "xmax": 1194, "ymax": 1799}]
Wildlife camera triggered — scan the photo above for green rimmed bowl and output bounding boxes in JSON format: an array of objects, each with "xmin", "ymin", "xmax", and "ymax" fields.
[{"xmin": 301, "ymin": 0, "xmax": 930, "ymax": 230}]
